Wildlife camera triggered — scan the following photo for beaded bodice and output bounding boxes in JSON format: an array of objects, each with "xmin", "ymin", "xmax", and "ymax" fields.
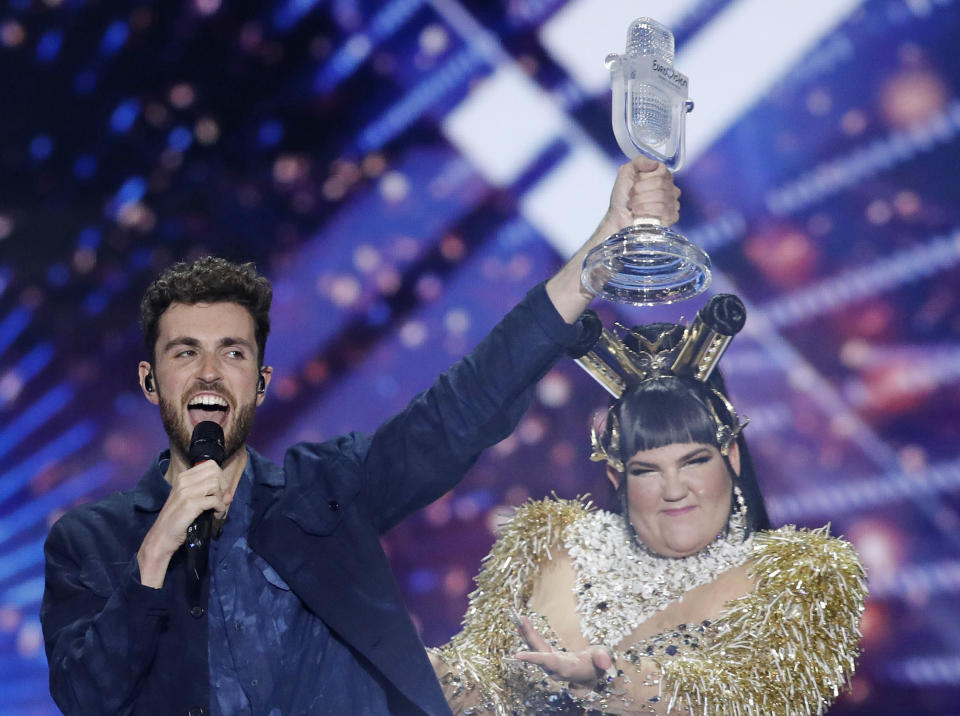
[{"xmin": 565, "ymin": 509, "xmax": 754, "ymax": 645}]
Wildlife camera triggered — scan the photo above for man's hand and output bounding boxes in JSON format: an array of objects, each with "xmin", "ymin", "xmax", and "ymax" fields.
[
  {"xmin": 597, "ymin": 155, "xmax": 680, "ymax": 240},
  {"xmin": 545, "ymin": 156, "xmax": 681, "ymax": 323},
  {"xmin": 512, "ymin": 614, "xmax": 613, "ymax": 685},
  {"xmin": 136, "ymin": 461, "xmax": 232, "ymax": 588}
]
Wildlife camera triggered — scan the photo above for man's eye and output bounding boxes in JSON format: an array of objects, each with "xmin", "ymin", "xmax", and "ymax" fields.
[
  {"xmin": 226, "ymin": 350, "xmax": 244, "ymax": 359},
  {"xmin": 176, "ymin": 350, "xmax": 196, "ymax": 358}
]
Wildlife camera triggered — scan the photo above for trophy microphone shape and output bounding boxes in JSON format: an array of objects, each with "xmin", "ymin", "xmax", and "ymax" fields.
[
  {"xmin": 614, "ymin": 18, "xmax": 689, "ymax": 168},
  {"xmin": 185, "ymin": 420, "xmax": 225, "ymax": 583},
  {"xmin": 581, "ymin": 17, "xmax": 711, "ymax": 306}
]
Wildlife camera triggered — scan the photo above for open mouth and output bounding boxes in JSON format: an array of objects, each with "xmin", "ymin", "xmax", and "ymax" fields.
[{"xmin": 187, "ymin": 394, "xmax": 229, "ymax": 426}]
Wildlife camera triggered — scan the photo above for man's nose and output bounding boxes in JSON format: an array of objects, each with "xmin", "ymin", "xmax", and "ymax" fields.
[{"xmin": 196, "ymin": 353, "xmax": 222, "ymax": 382}]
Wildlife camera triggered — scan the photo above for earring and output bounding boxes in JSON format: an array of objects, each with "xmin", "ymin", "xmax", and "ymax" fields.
[
  {"xmin": 727, "ymin": 484, "xmax": 747, "ymax": 541},
  {"xmin": 620, "ymin": 488, "xmax": 639, "ymax": 545},
  {"xmin": 144, "ymin": 372, "xmax": 155, "ymax": 393},
  {"xmin": 256, "ymin": 375, "xmax": 266, "ymax": 394}
]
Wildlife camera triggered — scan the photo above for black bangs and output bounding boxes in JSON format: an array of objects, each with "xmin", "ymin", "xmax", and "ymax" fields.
[{"xmin": 613, "ymin": 377, "xmax": 721, "ymax": 459}]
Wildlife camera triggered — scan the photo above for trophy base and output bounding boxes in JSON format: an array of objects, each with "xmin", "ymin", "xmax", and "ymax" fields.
[{"xmin": 581, "ymin": 224, "xmax": 712, "ymax": 306}]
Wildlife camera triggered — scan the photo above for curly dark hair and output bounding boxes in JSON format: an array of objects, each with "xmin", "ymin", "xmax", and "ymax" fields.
[{"xmin": 140, "ymin": 256, "xmax": 272, "ymax": 365}]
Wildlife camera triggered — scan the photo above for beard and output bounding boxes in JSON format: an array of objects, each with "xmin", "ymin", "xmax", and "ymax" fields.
[{"xmin": 158, "ymin": 383, "xmax": 257, "ymax": 464}]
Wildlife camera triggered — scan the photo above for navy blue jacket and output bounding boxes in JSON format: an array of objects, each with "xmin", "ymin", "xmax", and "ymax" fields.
[{"xmin": 40, "ymin": 284, "xmax": 587, "ymax": 715}]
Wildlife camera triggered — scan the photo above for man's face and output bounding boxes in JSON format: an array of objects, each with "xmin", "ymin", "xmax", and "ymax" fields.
[{"xmin": 140, "ymin": 302, "xmax": 269, "ymax": 463}]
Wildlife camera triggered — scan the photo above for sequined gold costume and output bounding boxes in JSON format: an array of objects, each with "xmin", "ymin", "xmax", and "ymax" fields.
[{"xmin": 431, "ymin": 497, "xmax": 866, "ymax": 716}]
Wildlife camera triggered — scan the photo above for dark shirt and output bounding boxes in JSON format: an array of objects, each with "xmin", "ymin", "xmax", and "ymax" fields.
[{"xmin": 205, "ymin": 461, "xmax": 388, "ymax": 715}]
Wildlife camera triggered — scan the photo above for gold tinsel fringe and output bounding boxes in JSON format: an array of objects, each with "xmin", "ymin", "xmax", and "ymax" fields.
[
  {"xmin": 433, "ymin": 496, "xmax": 592, "ymax": 714},
  {"xmin": 660, "ymin": 525, "xmax": 868, "ymax": 716}
]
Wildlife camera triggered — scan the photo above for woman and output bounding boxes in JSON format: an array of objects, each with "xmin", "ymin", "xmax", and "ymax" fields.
[{"xmin": 429, "ymin": 297, "xmax": 867, "ymax": 715}]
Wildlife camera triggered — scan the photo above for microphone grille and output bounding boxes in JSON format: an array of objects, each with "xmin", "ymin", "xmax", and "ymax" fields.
[
  {"xmin": 189, "ymin": 420, "xmax": 225, "ymax": 466},
  {"xmin": 625, "ymin": 17, "xmax": 674, "ymax": 64}
]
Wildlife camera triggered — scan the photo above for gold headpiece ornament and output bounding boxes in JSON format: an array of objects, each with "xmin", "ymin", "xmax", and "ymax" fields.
[{"xmin": 579, "ymin": 294, "xmax": 750, "ymax": 470}]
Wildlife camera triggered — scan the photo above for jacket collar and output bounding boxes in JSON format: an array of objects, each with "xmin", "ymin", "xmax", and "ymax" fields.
[
  {"xmin": 246, "ymin": 446, "xmax": 285, "ymax": 487},
  {"xmin": 132, "ymin": 455, "xmax": 170, "ymax": 512}
]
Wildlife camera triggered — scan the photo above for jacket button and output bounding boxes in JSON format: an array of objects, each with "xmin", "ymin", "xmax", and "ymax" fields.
[
  {"xmin": 328, "ymin": 500, "xmax": 339, "ymax": 512},
  {"xmin": 187, "ymin": 708, "xmax": 205, "ymax": 716},
  {"xmin": 189, "ymin": 605, "xmax": 205, "ymax": 618}
]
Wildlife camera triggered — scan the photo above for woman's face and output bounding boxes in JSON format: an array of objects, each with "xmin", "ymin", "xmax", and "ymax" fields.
[{"xmin": 607, "ymin": 441, "xmax": 740, "ymax": 558}]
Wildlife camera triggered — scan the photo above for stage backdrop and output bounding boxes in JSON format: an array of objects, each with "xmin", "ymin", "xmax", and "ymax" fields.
[{"xmin": 2, "ymin": 0, "xmax": 959, "ymax": 713}]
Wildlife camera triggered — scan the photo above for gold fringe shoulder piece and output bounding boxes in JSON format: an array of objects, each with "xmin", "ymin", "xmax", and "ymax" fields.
[
  {"xmin": 659, "ymin": 525, "xmax": 868, "ymax": 716},
  {"xmin": 432, "ymin": 496, "xmax": 593, "ymax": 714}
]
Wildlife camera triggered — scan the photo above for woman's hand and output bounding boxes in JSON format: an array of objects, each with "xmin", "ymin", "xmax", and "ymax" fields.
[{"xmin": 512, "ymin": 614, "xmax": 613, "ymax": 686}]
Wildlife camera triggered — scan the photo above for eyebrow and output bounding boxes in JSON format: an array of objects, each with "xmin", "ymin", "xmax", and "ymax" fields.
[
  {"xmin": 626, "ymin": 446, "xmax": 712, "ymax": 470},
  {"xmin": 162, "ymin": 336, "xmax": 256, "ymax": 353}
]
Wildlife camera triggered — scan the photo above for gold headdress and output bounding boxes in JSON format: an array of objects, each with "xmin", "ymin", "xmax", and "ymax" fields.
[{"xmin": 579, "ymin": 294, "xmax": 750, "ymax": 470}]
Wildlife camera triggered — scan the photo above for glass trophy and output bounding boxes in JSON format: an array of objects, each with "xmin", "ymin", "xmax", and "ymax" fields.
[{"xmin": 581, "ymin": 17, "xmax": 710, "ymax": 306}]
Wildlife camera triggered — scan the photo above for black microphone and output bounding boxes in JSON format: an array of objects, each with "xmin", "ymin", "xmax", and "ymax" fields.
[{"xmin": 185, "ymin": 421, "xmax": 225, "ymax": 583}]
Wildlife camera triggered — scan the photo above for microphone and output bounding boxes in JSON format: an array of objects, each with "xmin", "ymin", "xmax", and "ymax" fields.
[
  {"xmin": 608, "ymin": 17, "xmax": 692, "ymax": 170},
  {"xmin": 185, "ymin": 421, "xmax": 225, "ymax": 582}
]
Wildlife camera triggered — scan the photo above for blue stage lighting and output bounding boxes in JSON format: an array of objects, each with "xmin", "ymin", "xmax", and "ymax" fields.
[
  {"xmin": 109, "ymin": 99, "xmax": 140, "ymax": 134},
  {"xmin": 36, "ymin": 30, "xmax": 63, "ymax": 63},
  {"xmin": 0, "ymin": 308, "xmax": 31, "ymax": 357},
  {"xmin": 100, "ymin": 20, "xmax": 129, "ymax": 57},
  {"xmin": 29, "ymin": 136, "xmax": 53, "ymax": 161}
]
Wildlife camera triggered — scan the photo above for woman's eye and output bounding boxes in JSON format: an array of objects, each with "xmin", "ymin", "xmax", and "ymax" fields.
[{"xmin": 684, "ymin": 456, "xmax": 710, "ymax": 467}]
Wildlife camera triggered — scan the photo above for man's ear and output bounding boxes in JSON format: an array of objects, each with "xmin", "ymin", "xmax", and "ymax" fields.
[
  {"xmin": 606, "ymin": 465, "xmax": 623, "ymax": 491},
  {"xmin": 256, "ymin": 366, "xmax": 273, "ymax": 405},
  {"xmin": 138, "ymin": 362, "xmax": 159, "ymax": 405}
]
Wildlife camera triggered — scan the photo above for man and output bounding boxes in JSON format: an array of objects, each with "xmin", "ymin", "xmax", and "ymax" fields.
[{"xmin": 40, "ymin": 157, "xmax": 679, "ymax": 715}]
